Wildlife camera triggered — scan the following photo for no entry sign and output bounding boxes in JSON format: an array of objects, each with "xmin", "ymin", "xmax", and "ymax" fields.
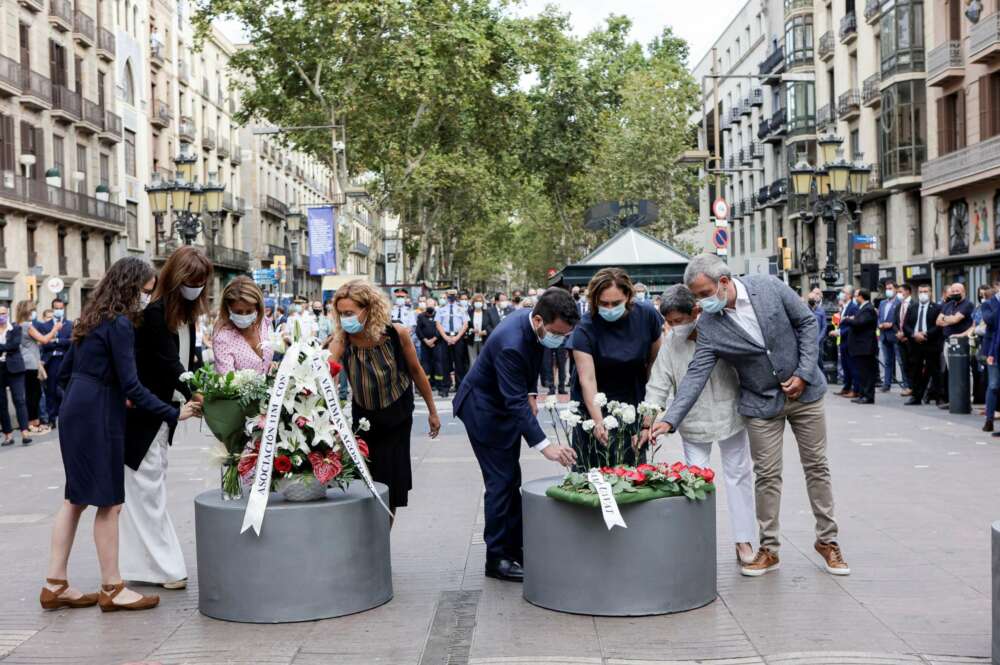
[{"xmin": 712, "ymin": 198, "xmax": 729, "ymax": 221}]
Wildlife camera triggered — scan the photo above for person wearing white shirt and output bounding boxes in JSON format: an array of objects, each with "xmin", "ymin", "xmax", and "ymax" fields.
[
  {"xmin": 281, "ymin": 303, "xmax": 317, "ymax": 342},
  {"xmin": 468, "ymin": 293, "xmax": 490, "ymax": 365},
  {"xmin": 434, "ymin": 289, "xmax": 470, "ymax": 397}
]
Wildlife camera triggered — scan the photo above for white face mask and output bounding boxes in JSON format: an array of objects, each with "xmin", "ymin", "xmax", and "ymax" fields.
[
  {"xmin": 671, "ymin": 321, "xmax": 696, "ymax": 338},
  {"xmin": 918, "ymin": 293, "xmax": 930, "ymax": 304},
  {"xmin": 230, "ymin": 310, "xmax": 258, "ymax": 329},
  {"xmin": 139, "ymin": 293, "xmax": 152, "ymax": 310},
  {"xmin": 180, "ymin": 285, "xmax": 204, "ymax": 301}
]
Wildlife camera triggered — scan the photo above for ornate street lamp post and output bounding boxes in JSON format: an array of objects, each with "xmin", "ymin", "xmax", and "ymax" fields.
[
  {"xmin": 145, "ymin": 149, "xmax": 226, "ymax": 249},
  {"xmin": 790, "ymin": 131, "xmax": 871, "ymax": 287}
]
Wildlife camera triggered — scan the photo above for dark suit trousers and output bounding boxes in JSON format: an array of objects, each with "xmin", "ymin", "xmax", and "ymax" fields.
[
  {"xmin": 468, "ymin": 434, "xmax": 523, "ymax": 562},
  {"xmin": 0, "ymin": 367, "xmax": 28, "ymax": 433},
  {"xmin": 420, "ymin": 342, "xmax": 439, "ymax": 387},
  {"xmin": 908, "ymin": 341, "xmax": 943, "ymax": 402},
  {"xmin": 840, "ymin": 341, "xmax": 858, "ymax": 391},
  {"xmin": 853, "ymin": 352, "xmax": 877, "ymax": 400},
  {"xmin": 540, "ymin": 348, "xmax": 567, "ymax": 392},
  {"xmin": 436, "ymin": 338, "xmax": 468, "ymax": 391},
  {"xmin": 44, "ymin": 355, "xmax": 65, "ymax": 423}
]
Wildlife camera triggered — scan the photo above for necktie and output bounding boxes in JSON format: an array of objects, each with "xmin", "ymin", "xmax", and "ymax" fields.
[
  {"xmin": 900, "ymin": 301, "xmax": 908, "ymax": 328},
  {"xmin": 918, "ymin": 304, "xmax": 926, "ymax": 333},
  {"xmin": 449, "ymin": 305, "xmax": 454, "ymax": 334}
]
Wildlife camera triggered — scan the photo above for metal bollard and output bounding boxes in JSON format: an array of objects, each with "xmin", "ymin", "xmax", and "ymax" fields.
[{"xmin": 948, "ymin": 335, "xmax": 971, "ymax": 415}]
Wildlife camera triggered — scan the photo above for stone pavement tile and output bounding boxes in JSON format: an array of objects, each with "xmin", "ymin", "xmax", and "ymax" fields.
[
  {"xmin": 761, "ymin": 653, "xmax": 924, "ymax": 664},
  {"xmin": 468, "ymin": 580, "xmax": 602, "ymax": 661},
  {"xmin": 147, "ymin": 613, "xmax": 313, "ymax": 664},
  {"xmin": 594, "ymin": 602, "xmax": 758, "ymax": 661}
]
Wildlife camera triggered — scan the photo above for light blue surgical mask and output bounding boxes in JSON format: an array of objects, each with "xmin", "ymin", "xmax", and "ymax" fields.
[
  {"xmin": 229, "ymin": 310, "xmax": 258, "ymax": 330},
  {"xmin": 598, "ymin": 303, "xmax": 626, "ymax": 322},
  {"xmin": 52, "ymin": 309, "xmax": 65, "ymax": 320},
  {"xmin": 699, "ymin": 281, "xmax": 728, "ymax": 315},
  {"xmin": 541, "ymin": 331, "xmax": 566, "ymax": 348},
  {"xmin": 341, "ymin": 315, "xmax": 363, "ymax": 334}
]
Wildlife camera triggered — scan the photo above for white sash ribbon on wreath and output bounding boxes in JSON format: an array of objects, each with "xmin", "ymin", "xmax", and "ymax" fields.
[
  {"xmin": 241, "ymin": 343, "xmax": 392, "ymax": 536},
  {"xmin": 587, "ymin": 469, "xmax": 627, "ymax": 531}
]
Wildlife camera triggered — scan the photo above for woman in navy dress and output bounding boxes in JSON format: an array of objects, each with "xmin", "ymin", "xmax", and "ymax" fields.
[
  {"xmin": 569, "ymin": 268, "xmax": 663, "ymax": 470},
  {"xmin": 40, "ymin": 257, "xmax": 199, "ymax": 613}
]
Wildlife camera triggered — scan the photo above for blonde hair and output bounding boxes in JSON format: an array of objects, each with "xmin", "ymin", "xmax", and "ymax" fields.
[
  {"xmin": 14, "ymin": 299, "xmax": 36, "ymax": 324},
  {"xmin": 215, "ymin": 275, "xmax": 265, "ymax": 334},
  {"xmin": 333, "ymin": 280, "xmax": 391, "ymax": 341}
]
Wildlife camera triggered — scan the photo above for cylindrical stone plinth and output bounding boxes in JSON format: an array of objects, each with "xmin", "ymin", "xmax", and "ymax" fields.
[
  {"xmin": 195, "ymin": 483, "xmax": 392, "ymax": 623},
  {"xmin": 522, "ymin": 476, "xmax": 717, "ymax": 616},
  {"xmin": 993, "ymin": 521, "xmax": 1000, "ymax": 664}
]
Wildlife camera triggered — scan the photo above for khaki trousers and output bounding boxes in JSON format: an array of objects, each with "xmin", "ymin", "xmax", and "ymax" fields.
[{"xmin": 745, "ymin": 396, "xmax": 838, "ymax": 552}]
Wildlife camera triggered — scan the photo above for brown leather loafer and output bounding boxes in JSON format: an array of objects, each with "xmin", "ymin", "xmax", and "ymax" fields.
[
  {"xmin": 740, "ymin": 548, "xmax": 780, "ymax": 577},
  {"xmin": 39, "ymin": 578, "xmax": 98, "ymax": 610},
  {"xmin": 815, "ymin": 541, "xmax": 851, "ymax": 575},
  {"xmin": 98, "ymin": 582, "xmax": 159, "ymax": 612}
]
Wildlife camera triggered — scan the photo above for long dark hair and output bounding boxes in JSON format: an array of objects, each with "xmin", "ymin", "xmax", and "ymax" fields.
[
  {"xmin": 72, "ymin": 257, "xmax": 156, "ymax": 343},
  {"xmin": 152, "ymin": 245, "xmax": 213, "ymax": 330}
]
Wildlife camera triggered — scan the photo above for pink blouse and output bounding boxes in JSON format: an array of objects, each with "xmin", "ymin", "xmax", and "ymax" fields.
[{"xmin": 212, "ymin": 318, "xmax": 274, "ymax": 374}]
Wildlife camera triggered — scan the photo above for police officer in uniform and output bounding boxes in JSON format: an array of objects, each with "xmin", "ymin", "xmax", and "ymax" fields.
[{"xmin": 435, "ymin": 289, "xmax": 470, "ymax": 397}]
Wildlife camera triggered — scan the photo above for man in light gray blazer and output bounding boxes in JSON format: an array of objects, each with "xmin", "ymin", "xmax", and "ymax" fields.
[{"xmin": 652, "ymin": 254, "xmax": 849, "ymax": 578}]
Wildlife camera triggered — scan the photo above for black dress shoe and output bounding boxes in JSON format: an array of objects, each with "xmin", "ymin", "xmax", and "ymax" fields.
[
  {"xmin": 852, "ymin": 397, "xmax": 874, "ymax": 404},
  {"xmin": 0, "ymin": 438, "xmax": 13, "ymax": 446},
  {"xmin": 992, "ymin": 430, "xmax": 1000, "ymax": 438},
  {"xmin": 485, "ymin": 558, "xmax": 524, "ymax": 582},
  {"xmin": 880, "ymin": 386, "xmax": 891, "ymax": 392},
  {"xmin": 904, "ymin": 398, "xmax": 922, "ymax": 405}
]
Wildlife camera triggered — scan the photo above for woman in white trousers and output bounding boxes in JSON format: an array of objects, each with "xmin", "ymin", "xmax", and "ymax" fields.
[{"xmin": 643, "ymin": 285, "xmax": 757, "ymax": 564}]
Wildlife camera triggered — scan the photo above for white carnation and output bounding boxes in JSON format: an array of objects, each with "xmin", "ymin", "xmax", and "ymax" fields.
[
  {"xmin": 559, "ymin": 410, "xmax": 581, "ymax": 427},
  {"xmin": 603, "ymin": 415, "xmax": 619, "ymax": 430},
  {"xmin": 179, "ymin": 371, "xmax": 195, "ymax": 382},
  {"xmin": 543, "ymin": 396, "xmax": 558, "ymax": 410},
  {"xmin": 593, "ymin": 392, "xmax": 608, "ymax": 408},
  {"xmin": 358, "ymin": 417, "xmax": 371, "ymax": 432},
  {"xmin": 581, "ymin": 419, "xmax": 595, "ymax": 432},
  {"xmin": 620, "ymin": 404, "xmax": 636, "ymax": 425},
  {"xmin": 637, "ymin": 401, "xmax": 663, "ymax": 417},
  {"xmin": 566, "ymin": 400, "xmax": 580, "ymax": 412}
]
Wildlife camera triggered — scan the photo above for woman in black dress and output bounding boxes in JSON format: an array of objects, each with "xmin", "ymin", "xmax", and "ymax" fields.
[
  {"xmin": 328, "ymin": 281, "xmax": 440, "ymax": 520},
  {"xmin": 569, "ymin": 267, "xmax": 663, "ymax": 470},
  {"xmin": 41, "ymin": 258, "xmax": 199, "ymax": 613}
]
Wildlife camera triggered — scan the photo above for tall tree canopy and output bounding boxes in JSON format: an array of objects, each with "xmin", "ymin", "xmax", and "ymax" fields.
[{"xmin": 194, "ymin": 0, "xmax": 699, "ymax": 287}]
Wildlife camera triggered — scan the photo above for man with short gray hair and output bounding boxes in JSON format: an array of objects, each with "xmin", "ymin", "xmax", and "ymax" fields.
[{"xmin": 651, "ymin": 254, "xmax": 849, "ymax": 577}]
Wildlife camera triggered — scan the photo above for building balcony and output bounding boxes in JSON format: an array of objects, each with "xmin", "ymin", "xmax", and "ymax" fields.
[
  {"xmin": 757, "ymin": 185, "xmax": 771, "ymax": 206},
  {"xmin": 733, "ymin": 201, "xmax": 744, "ymax": 218},
  {"xmin": 758, "ymin": 45, "xmax": 785, "ymax": 85},
  {"xmin": 49, "ymin": 0, "xmax": 72, "ymax": 32},
  {"xmin": 864, "ymin": 0, "xmax": 882, "ymax": 23},
  {"xmin": 743, "ymin": 197, "xmax": 754, "ymax": 215},
  {"xmin": 99, "ymin": 110, "xmax": 121, "ymax": 144},
  {"xmin": 720, "ymin": 115, "xmax": 732, "ymax": 132},
  {"xmin": 201, "ymin": 77, "xmax": 209, "ymax": 98},
  {"xmin": 18, "ymin": 0, "xmax": 43, "ymax": 12},
  {"xmin": 838, "ymin": 89, "xmax": 861, "ymax": 121},
  {"xmin": 50, "ymin": 84, "xmax": 81, "ymax": 124},
  {"xmin": 208, "ymin": 244, "xmax": 251, "ymax": 271},
  {"xmin": 261, "ymin": 195, "xmax": 288, "ymax": 218},
  {"xmin": 221, "ymin": 191, "xmax": 235, "ymax": 212},
  {"xmin": 750, "ymin": 88, "xmax": 764, "ymax": 108},
  {"xmin": 739, "ymin": 97, "xmax": 752, "ymax": 116},
  {"xmin": 78, "ymin": 98, "xmax": 103, "ymax": 134},
  {"xmin": 97, "ymin": 27, "xmax": 115, "ymax": 62},
  {"xmin": 839, "ymin": 13, "xmax": 858, "ymax": 45},
  {"xmin": 217, "ymin": 138, "xmax": 230, "ymax": 159},
  {"xmin": 763, "ymin": 107, "xmax": 787, "ymax": 143},
  {"xmin": 73, "ymin": 10, "xmax": 95, "ymax": 47},
  {"xmin": 784, "ymin": 0, "xmax": 812, "ymax": 19},
  {"xmin": 786, "ymin": 48, "xmax": 815, "ymax": 70},
  {"xmin": 350, "ymin": 241, "xmax": 371, "ymax": 257},
  {"xmin": 0, "ymin": 55, "xmax": 21, "ymax": 98},
  {"xmin": 231, "ymin": 149, "xmax": 242, "ymax": 166},
  {"xmin": 178, "ymin": 60, "xmax": 190, "ymax": 87},
  {"xmin": 971, "ymin": 13, "xmax": 1000, "ymax": 64},
  {"xmin": 729, "ymin": 107, "xmax": 741, "ymax": 123},
  {"xmin": 769, "ymin": 178, "xmax": 789, "ymax": 203},
  {"xmin": 202, "ymin": 128, "xmax": 216, "ymax": 151},
  {"xmin": 927, "ymin": 40, "xmax": 965, "ymax": 87},
  {"xmin": 177, "ymin": 115, "xmax": 195, "ymax": 143},
  {"xmin": 266, "ymin": 243, "xmax": 286, "ymax": 260},
  {"xmin": 817, "ymin": 103, "xmax": 834, "ymax": 129},
  {"xmin": 818, "ymin": 31, "xmax": 835, "ymax": 61},
  {"xmin": 150, "ymin": 40, "xmax": 165, "ymax": 69},
  {"xmin": 150, "ymin": 98, "xmax": 172, "ymax": 129},
  {"xmin": 862, "ymin": 73, "xmax": 881, "ymax": 107},
  {"xmin": 866, "ymin": 163, "xmax": 885, "ymax": 195},
  {"xmin": 0, "ymin": 172, "xmax": 125, "ymax": 232},
  {"xmin": 234, "ymin": 197, "xmax": 246, "ymax": 215},
  {"xmin": 757, "ymin": 119, "xmax": 771, "ymax": 140},
  {"xmin": 923, "ymin": 133, "xmax": 1000, "ymax": 195}
]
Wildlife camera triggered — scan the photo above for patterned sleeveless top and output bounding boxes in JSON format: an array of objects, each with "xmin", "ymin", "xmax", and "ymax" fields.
[{"xmin": 345, "ymin": 326, "xmax": 412, "ymax": 411}]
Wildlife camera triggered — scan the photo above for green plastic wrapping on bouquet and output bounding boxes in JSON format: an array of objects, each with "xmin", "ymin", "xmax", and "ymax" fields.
[
  {"xmin": 203, "ymin": 398, "xmax": 256, "ymax": 453},
  {"xmin": 544, "ymin": 484, "xmax": 677, "ymax": 507}
]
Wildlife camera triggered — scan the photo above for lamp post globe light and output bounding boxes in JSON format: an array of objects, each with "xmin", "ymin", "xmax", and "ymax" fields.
[
  {"xmin": 144, "ymin": 149, "xmax": 226, "ymax": 247},
  {"xmin": 789, "ymin": 131, "xmax": 872, "ymax": 288}
]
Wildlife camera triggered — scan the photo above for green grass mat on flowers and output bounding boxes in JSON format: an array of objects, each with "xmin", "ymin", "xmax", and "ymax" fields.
[{"xmin": 545, "ymin": 484, "xmax": 678, "ymax": 507}]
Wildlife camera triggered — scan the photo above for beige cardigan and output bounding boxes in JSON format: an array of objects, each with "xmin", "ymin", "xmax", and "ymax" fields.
[{"xmin": 645, "ymin": 328, "xmax": 745, "ymax": 444}]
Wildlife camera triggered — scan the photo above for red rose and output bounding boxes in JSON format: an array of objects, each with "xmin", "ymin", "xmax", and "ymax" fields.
[
  {"xmin": 274, "ymin": 455, "xmax": 293, "ymax": 474},
  {"xmin": 624, "ymin": 470, "xmax": 646, "ymax": 485},
  {"xmin": 329, "ymin": 359, "xmax": 343, "ymax": 376},
  {"xmin": 688, "ymin": 465, "xmax": 702, "ymax": 476},
  {"xmin": 356, "ymin": 437, "xmax": 370, "ymax": 458},
  {"xmin": 636, "ymin": 463, "xmax": 657, "ymax": 473},
  {"xmin": 668, "ymin": 471, "xmax": 681, "ymax": 481},
  {"xmin": 295, "ymin": 415, "xmax": 309, "ymax": 429},
  {"xmin": 613, "ymin": 467, "xmax": 628, "ymax": 478},
  {"xmin": 701, "ymin": 468, "xmax": 715, "ymax": 482},
  {"xmin": 600, "ymin": 466, "xmax": 615, "ymax": 474},
  {"xmin": 670, "ymin": 461, "xmax": 686, "ymax": 473}
]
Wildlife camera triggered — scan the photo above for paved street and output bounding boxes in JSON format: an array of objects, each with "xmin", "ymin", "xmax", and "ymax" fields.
[{"xmin": 0, "ymin": 389, "xmax": 996, "ymax": 665}]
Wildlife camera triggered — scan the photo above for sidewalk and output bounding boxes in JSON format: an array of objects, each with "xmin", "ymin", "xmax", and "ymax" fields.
[{"xmin": 0, "ymin": 389, "xmax": 994, "ymax": 664}]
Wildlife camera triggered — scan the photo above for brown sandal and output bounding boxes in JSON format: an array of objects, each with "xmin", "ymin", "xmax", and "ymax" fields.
[
  {"xmin": 39, "ymin": 578, "xmax": 99, "ymax": 610},
  {"xmin": 97, "ymin": 582, "xmax": 159, "ymax": 612}
]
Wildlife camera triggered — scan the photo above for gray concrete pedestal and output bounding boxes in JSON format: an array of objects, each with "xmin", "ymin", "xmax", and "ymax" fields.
[
  {"xmin": 522, "ymin": 476, "xmax": 717, "ymax": 616},
  {"xmin": 194, "ymin": 483, "xmax": 392, "ymax": 623}
]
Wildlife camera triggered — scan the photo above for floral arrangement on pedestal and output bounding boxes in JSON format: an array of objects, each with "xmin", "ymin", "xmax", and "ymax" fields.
[
  {"xmin": 236, "ymin": 344, "xmax": 371, "ymax": 502},
  {"xmin": 546, "ymin": 462, "xmax": 716, "ymax": 507}
]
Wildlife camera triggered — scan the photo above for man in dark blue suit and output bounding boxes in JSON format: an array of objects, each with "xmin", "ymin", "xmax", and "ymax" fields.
[
  {"xmin": 832, "ymin": 285, "xmax": 860, "ymax": 397},
  {"xmin": 454, "ymin": 288, "xmax": 579, "ymax": 582},
  {"xmin": 983, "ymin": 280, "xmax": 1000, "ymax": 433},
  {"xmin": 37, "ymin": 298, "xmax": 72, "ymax": 427},
  {"xmin": 877, "ymin": 281, "xmax": 901, "ymax": 393}
]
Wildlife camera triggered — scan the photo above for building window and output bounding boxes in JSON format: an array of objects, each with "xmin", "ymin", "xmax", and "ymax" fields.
[
  {"xmin": 123, "ymin": 59, "xmax": 135, "ymax": 105},
  {"xmin": 58, "ymin": 227, "xmax": 67, "ymax": 275},
  {"xmin": 785, "ymin": 81, "xmax": 816, "ymax": 136},
  {"xmin": 948, "ymin": 199, "xmax": 969, "ymax": 255},
  {"xmin": 76, "ymin": 144, "xmax": 87, "ymax": 193},
  {"xmin": 849, "ymin": 128, "xmax": 860, "ymax": 160},
  {"xmin": 20, "ymin": 122, "xmax": 38, "ymax": 180},
  {"xmin": 81, "ymin": 232, "xmax": 89, "ymax": 278},
  {"xmin": 980, "ymin": 72, "xmax": 1000, "ymax": 141},
  {"xmin": 126, "ymin": 202, "xmax": 138, "ymax": 249},
  {"xmin": 937, "ymin": 89, "xmax": 966, "ymax": 155},
  {"xmin": 761, "ymin": 217, "xmax": 767, "ymax": 250},
  {"xmin": 27, "ymin": 224, "xmax": 36, "ymax": 267},
  {"xmin": 909, "ymin": 193, "xmax": 923, "ymax": 256},
  {"xmin": 99, "ymin": 153, "xmax": 109, "ymax": 187},
  {"xmin": 784, "ymin": 14, "xmax": 814, "ymax": 68},
  {"xmin": 880, "ymin": 0, "xmax": 924, "ymax": 78},
  {"xmin": 124, "ymin": 129, "xmax": 136, "ymax": 177},
  {"xmin": 53, "ymin": 135, "xmax": 65, "ymax": 183},
  {"xmin": 880, "ymin": 80, "xmax": 926, "ymax": 182},
  {"xmin": 104, "ymin": 235, "xmax": 112, "ymax": 271},
  {"xmin": 878, "ymin": 201, "xmax": 888, "ymax": 260}
]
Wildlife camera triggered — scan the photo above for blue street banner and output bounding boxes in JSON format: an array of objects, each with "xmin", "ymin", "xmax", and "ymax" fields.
[{"xmin": 307, "ymin": 206, "xmax": 338, "ymax": 276}]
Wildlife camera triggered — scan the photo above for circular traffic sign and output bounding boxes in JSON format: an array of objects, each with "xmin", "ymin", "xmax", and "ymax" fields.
[
  {"xmin": 712, "ymin": 228, "xmax": 730, "ymax": 249},
  {"xmin": 712, "ymin": 198, "xmax": 729, "ymax": 221},
  {"xmin": 46, "ymin": 277, "xmax": 64, "ymax": 294}
]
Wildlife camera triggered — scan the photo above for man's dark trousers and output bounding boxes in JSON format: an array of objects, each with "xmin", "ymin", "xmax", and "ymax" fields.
[
  {"xmin": 436, "ymin": 338, "xmax": 468, "ymax": 392},
  {"xmin": 467, "ymin": 429, "xmax": 523, "ymax": 563},
  {"xmin": 854, "ymin": 351, "xmax": 877, "ymax": 401}
]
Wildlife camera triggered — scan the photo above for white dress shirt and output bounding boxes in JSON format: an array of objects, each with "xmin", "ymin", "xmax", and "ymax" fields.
[{"xmin": 724, "ymin": 279, "xmax": 765, "ymax": 347}]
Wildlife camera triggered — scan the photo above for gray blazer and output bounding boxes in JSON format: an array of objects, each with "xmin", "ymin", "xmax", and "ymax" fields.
[{"xmin": 663, "ymin": 275, "xmax": 825, "ymax": 426}]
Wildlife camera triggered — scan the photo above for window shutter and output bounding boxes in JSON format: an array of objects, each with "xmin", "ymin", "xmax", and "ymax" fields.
[
  {"xmin": 937, "ymin": 97, "xmax": 946, "ymax": 155},
  {"xmin": 981, "ymin": 75, "xmax": 992, "ymax": 140},
  {"xmin": 957, "ymin": 89, "xmax": 966, "ymax": 149},
  {"xmin": 992, "ymin": 73, "xmax": 1000, "ymax": 140},
  {"xmin": 33, "ymin": 127, "xmax": 44, "ymax": 182}
]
